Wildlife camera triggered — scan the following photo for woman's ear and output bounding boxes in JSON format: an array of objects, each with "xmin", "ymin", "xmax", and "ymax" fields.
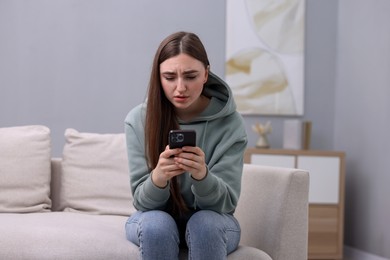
[{"xmin": 204, "ymin": 65, "xmax": 210, "ymax": 83}]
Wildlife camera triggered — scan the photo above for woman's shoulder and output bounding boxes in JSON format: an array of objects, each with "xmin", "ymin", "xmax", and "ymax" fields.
[
  {"xmin": 125, "ymin": 103, "xmax": 146, "ymax": 125},
  {"xmin": 224, "ymin": 110, "xmax": 246, "ymax": 128}
]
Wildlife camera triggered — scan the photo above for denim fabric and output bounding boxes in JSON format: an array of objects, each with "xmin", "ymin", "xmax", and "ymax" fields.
[{"xmin": 125, "ymin": 210, "xmax": 241, "ymax": 260}]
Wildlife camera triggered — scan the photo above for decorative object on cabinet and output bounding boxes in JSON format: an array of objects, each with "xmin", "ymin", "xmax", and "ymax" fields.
[
  {"xmin": 244, "ymin": 148, "xmax": 345, "ymax": 260},
  {"xmin": 302, "ymin": 121, "xmax": 312, "ymax": 150},
  {"xmin": 252, "ymin": 121, "xmax": 272, "ymax": 148},
  {"xmin": 283, "ymin": 119, "xmax": 312, "ymax": 150},
  {"xmin": 283, "ymin": 119, "xmax": 303, "ymax": 149}
]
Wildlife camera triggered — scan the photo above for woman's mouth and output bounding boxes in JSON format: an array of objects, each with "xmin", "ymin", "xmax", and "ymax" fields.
[{"xmin": 174, "ymin": 96, "xmax": 189, "ymax": 103}]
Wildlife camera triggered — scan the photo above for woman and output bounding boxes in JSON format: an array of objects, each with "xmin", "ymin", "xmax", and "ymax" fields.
[{"xmin": 124, "ymin": 31, "xmax": 247, "ymax": 259}]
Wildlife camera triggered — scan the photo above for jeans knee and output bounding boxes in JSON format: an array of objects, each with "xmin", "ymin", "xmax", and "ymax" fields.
[
  {"xmin": 187, "ymin": 210, "xmax": 225, "ymax": 239},
  {"xmin": 141, "ymin": 211, "xmax": 178, "ymax": 240},
  {"xmin": 188, "ymin": 210, "xmax": 222, "ymax": 228},
  {"xmin": 185, "ymin": 210, "xmax": 241, "ymax": 257},
  {"xmin": 126, "ymin": 211, "xmax": 179, "ymax": 243},
  {"xmin": 126, "ymin": 211, "xmax": 180, "ymax": 259}
]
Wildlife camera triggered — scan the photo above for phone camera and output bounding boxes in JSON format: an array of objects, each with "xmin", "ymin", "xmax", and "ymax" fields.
[{"xmin": 171, "ymin": 133, "xmax": 184, "ymax": 143}]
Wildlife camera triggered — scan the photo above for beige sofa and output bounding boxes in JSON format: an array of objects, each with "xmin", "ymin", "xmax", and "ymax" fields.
[{"xmin": 0, "ymin": 125, "xmax": 309, "ymax": 260}]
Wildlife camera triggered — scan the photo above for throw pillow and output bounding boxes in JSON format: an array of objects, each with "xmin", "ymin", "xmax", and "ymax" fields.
[
  {"xmin": 0, "ymin": 125, "xmax": 51, "ymax": 213},
  {"xmin": 59, "ymin": 128, "xmax": 135, "ymax": 216}
]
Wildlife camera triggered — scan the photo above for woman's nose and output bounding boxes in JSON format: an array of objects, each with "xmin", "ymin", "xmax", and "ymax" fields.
[{"xmin": 176, "ymin": 78, "xmax": 186, "ymax": 92}]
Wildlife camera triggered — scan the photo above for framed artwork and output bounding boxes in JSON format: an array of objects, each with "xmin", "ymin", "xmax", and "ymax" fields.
[{"xmin": 225, "ymin": 0, "xmax": 306, "ymax": 115}]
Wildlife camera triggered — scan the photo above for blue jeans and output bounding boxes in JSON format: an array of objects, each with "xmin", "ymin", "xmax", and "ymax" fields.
[{"xmin": 125, "ymin": 210, "xmax": 241, "ymax": 260}]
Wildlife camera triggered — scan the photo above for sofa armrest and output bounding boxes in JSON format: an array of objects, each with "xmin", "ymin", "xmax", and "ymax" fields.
[
  {"xmin": 235, "ymin": 164, "xmax": 309, "ymax": 260},
  {"xmin": 50, "ymin": 158, "xmax": 63, "ymax": 211}
]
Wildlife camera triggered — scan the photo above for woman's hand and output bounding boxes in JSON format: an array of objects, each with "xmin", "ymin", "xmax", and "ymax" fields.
[
  {"xmin": 152, "ymin": 146, "xmax": 185, "ymax": 188},
  {"xmin": 174, "ymin": 146, "xmax": 207, "ymax": 180}
]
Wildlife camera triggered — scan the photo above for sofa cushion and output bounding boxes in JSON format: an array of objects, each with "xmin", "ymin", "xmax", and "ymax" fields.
[
  {"xmin": 59, "ymin": 128, "xmax": 135, "ymax": 216},
  {"xmin": 0, "ymin": 212, "xmax": 271, "ymax": 260},
  {"xmin": 0, "ymin": 125, "xmax": 51, "ymax": 213},
  {"xmin": 0, "ymin": 212, "xmax": 138, "ymax": 260}
]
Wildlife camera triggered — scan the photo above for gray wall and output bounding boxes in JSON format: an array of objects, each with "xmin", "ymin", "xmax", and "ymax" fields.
[
  {"xmin": 0, "ymin": 0, "xmax": 227, "ymax": 155},
  {"xmin": 0, "ymin": 0, "xmax": 389, "ymax": 258},
  {"xmin": 335, "ymin": 0, "xmax": 390, "ymax": 257}
]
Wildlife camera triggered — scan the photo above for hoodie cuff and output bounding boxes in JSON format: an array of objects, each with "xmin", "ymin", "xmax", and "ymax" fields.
[
  {"xmin": 190, "ymin": 167, "xmax": 208, "ymax": 181},
  {"xmin": 191, "ymin": 167, "xmax": 217, "ymax": 197},
  {"xmin": 144, "ymin": 175, "xmax": 170, "ymax": 202}
]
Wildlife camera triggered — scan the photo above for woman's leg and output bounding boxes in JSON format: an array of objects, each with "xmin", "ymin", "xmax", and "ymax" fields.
[
  {"xmin": 185, "ymin": 210, "xmax": 241, "ymax": 260},
  {"xmin": 125, "ymin": 210, "xmax": 180, "ymax": 260}
]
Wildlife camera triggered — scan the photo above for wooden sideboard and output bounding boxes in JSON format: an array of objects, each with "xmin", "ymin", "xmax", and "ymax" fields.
[{"xmin": 244, "ymin": 148, "xmax": 345, "ymax": 260}]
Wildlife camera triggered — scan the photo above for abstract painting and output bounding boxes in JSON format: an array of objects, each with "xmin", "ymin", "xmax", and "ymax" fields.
[{"xmin": 225, "ymin": 0, "xmax": 306, "ymax": 115}]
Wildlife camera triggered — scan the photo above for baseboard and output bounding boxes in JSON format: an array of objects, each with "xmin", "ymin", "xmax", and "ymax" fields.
[{"xmin": 344, "ymin": 246, "xmax": 389, "ymax": 260}]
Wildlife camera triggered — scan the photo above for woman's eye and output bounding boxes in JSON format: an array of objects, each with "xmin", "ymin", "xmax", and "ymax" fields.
[
  {"xmin": 164, "ymin": 77, "xmax": 175, "ymax": 81},
  {"xmin": 186, "ymin": 75, "xmax": 197, "ymax": 80}
]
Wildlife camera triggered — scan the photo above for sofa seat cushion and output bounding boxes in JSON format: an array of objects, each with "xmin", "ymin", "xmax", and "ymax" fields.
[
  {"xmin": 178, "ymin": 246, "xmax": 272, "ymax": 260},
  {"xmin": 229, "ymin": 246, "xmax": 272, "ymax": 259},
  {"xmin": 0, "ymin": 212, "xmax": 138, "ymax": 260},
  {"xmin": 0, "ymin": 212, "xmax": 271, "ymax": 260}
]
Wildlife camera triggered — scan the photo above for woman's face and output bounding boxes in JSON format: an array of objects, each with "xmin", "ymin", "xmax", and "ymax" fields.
[{"xmin": 160, "ymin": 53, "xmax": 208, "ymax": 119}]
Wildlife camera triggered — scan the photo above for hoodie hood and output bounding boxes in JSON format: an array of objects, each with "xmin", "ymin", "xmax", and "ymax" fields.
[
  {"xmin": 180, "ymin": 71, "xmax": 236, "ymax": 124},
  {"xmin": 178, "ymin": 71, "xmax": 240, "ymax": 150}
]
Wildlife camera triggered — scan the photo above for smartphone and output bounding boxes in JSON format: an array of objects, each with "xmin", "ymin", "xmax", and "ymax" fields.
[{"xmin": 169, "ymin": 130, "xmax": 196, "ymax": 149}]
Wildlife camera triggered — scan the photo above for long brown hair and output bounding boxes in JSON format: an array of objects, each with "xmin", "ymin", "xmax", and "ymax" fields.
[{"xmin": 145, "ymin": 32, "xmax": 210, "ymax": 215}]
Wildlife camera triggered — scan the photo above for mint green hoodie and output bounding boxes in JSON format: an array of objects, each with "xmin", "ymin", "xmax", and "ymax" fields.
[{"xmin": 124, "ymin": 72, "xmax": 248, "ymax": 214}]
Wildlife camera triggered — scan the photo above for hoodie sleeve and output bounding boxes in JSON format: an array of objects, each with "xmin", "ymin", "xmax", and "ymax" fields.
[
  {"xmin": 190, "ymin": 113, "xmax": 248, "ymax": 214},
  {"xmin": 124, "ymin": 105, "xmax": 170, "ymax": 211}
]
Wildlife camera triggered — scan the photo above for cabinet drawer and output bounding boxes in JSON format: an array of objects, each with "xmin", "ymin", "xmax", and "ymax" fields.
[
  {"xmin": 298, "ymin": 156, "xmax": 340, "ymax": 204},
  {"xmin": 308, "ymin": 205, "xmax": 341, "ymax": 258}
]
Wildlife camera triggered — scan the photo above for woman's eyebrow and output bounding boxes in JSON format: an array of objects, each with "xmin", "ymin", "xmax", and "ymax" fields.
[
  {"xmin": 161, "ymin": 71, "xmax": 176, "ymax": 75},
  {"xmin": 161, "ymin": 70, "xmax": 199, "ymax": 75},
  {"xmin": 183, "ymin": 70, "xmax": 199, "ymax": 74}
]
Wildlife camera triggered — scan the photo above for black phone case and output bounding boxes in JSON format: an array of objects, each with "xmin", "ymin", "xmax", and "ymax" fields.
[{"xmin": 169, "ymin": 130, "xmax": 196, "ymax": 149}]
